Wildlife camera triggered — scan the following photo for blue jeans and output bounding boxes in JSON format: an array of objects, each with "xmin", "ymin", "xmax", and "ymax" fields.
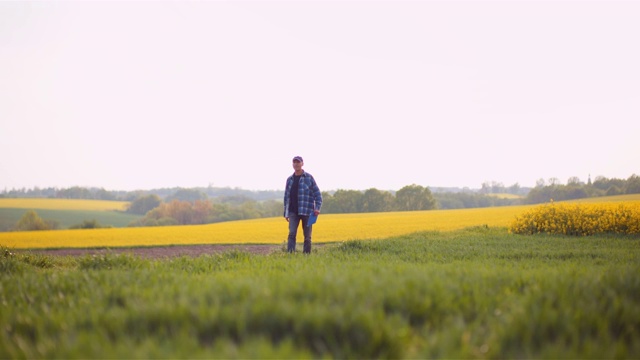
[{"xmin": 287, "ymin": 213, "xmax": 312, "ymax": 253}]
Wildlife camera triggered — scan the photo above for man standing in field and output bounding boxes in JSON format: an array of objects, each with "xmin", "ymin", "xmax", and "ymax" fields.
[{"xmin": 284, "ymin": 156, "xmax": 322, "ymax": 254}]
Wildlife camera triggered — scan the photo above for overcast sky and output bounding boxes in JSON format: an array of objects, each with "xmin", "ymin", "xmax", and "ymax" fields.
[{"xmin": 1, "ymin": 1, "xmax": 638, "ymax": 192}]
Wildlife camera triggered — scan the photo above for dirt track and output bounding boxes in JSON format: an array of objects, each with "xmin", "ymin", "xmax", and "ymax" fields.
[{"xmin": 31, "ymin": 244, "xmax": 282, "ymax": 259}]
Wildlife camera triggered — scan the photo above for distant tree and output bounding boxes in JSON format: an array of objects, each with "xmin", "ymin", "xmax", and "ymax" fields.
[
  {"xmin": 123, "ymin": 190, "xmax": 147, "ymax": 202},
  {"xmin": 525, "ymin": 180, "xmax": 589, "ymax": 204},
  {"xmin": 13, "ymin": 210, "xmax": 57, "ymax": 231},
  {"xmin": 167, "ymin": 200, "xmax": 195, "ymax": 225},
  {"xmin": 564, "ymin": 186, "xmax": 588, "ymax": 200},
  {"xmin": 434, "ymin": 193, "xmax": 465, "ymax": 209},
  {"xmin": 479, "ymin": 181, "xmax": 506, "ymax": 194},
  {"xmin": 625, "ymin": 174, "xmax": 640, "ymax": 194},
  {"xmin": 491, "ymin": 181, "xmax": 505, "ymax": 194},
  {"xmin": 142, "ymin": 200, "xmax": 193, "ymax": 225},
  {"xmin": 260, "ymin": 200, "xmax": 284, "ymax": 218},
  {"xmin": 57, "ymin": 186, "xmax": 92, "ymax": 199},
  {"xmin": 69, "ymin": 219, "xmax": 110, "ymax": 229},
  {"xmin": 191, "ymin": 199, "xmax": 213, "ymax": 224},
  {"xmin": 606, "ymin": 186, "xmax": 623, "ymax": 196},
  {"xmin": 330, "ymin": 189, "xmax": 363, "ymax": 213},
  {"xmin": 592, "ymin": 176, "xmax": 609, "ymax": 191},
  {"xmin": 95, "ymin": 188, "xmax": 116, "ymax": 201},
  {"xmin": 548, "ymin": 177, "xmax": 560, "ymax": 186},
  {"xmin": 480, "ymin": 182, "xmax": 491, "ymax": 194},
  {"xmin": 128, "ymin": 197, "xmax": 279, "ymax": 227},
  {"xmin": 434, "ymin": 192, "xmax": 519, "ymax": 209},
  {"xmin": 507, "ymin": 183, "xmax": 521, "ymax": 195},
  {"xmin": 361, "ymin": 188, "xmax": 394, "ymax": 212},
  {"xmin": 395, "ymin": 184, "xmax": 436, "ymax": 211},
  {"xmin": 535, "ymin": 178, "xmax": 546, "ymax": 188},
  {"xmin": 218, "ymin": 195, "xmax": 253, "ymax": 205},
  {"xmin": 567, "ymin": 176, "xmax": 582, "ymax": 185},
  {"xmin": 240, "ymin": 201, "xmax": 261, "ymax": 219},
  {"xmin": 593, "ymin": 176, "xmax": 626, "ymax": 193},
  {"xmin": 126, "ymin": 194, "xmax": 162, "ymax": 215},
  {"xmin": 166, "ymin": 188, "xmax": 208, "ymax": 203},
  {"xmin": 523, "ymin": 187, "xmax": 550, "ymax": 204},
  {"xmin": 319, "ymin": 192, "xmax": 335, "ymax": 213}
]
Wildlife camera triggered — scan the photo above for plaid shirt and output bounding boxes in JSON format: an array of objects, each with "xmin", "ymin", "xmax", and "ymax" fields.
[{"xmin": 283, "ymin": 171, "xmax": 322, "ymax": 217}]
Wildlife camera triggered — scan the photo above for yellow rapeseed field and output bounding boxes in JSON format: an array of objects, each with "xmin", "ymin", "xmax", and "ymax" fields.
[
  {"xmin": 2, "ymin": 195, "xmax": 638, "ymax": 249},
  {"xmin": 510, "ymin": 201, "xmax": 640, "ymax": 236},
  {"xmin": 2, "ymin": 206, "xmax": 531, "ymax": 249},
  {"xmin": 0, "ymin": 198, "xmax": 129, "ymax": 211}
]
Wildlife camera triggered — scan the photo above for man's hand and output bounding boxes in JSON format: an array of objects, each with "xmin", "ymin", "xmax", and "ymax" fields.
[
  {"xmin": 314, "ymin": 210, "xmax": 320, "ymax": 216},
  {"xmin": 285, "ymin": 217, "xmax": 289, "ymax": 222}
]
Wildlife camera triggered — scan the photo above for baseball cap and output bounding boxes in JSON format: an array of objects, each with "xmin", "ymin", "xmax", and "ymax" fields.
[{"xmin": 292, "ymin": 156, "xmax": 303, "ymax": 162}]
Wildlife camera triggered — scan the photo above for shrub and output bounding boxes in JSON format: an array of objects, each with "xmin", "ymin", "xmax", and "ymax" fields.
[
  {"xmin": 13, "ymin": 210, "xmax": 58, "ymax": 231},
  {"xmin": 126, "ymin": 194, "xmax": 162, "ymax": 215},
  {"xmin": 69, "ymin": 219, "xmax": 111, "ymax": 229},
  {"xmin": 510, "ymin": 202, "xmax": 640, "ymax": 236}
]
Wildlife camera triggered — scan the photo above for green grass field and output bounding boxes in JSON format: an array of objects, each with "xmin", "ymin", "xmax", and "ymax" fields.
[
  {"xmin": 0, "ymin": 198, "xmax": 141, "ymax": 231},
  {"xmin": 0, "ymin": 208, "xmax": 142, "ymax": 232},
  {"xmin": 2, "ymin": 227, "xmax": 638, "ymax": 359}
]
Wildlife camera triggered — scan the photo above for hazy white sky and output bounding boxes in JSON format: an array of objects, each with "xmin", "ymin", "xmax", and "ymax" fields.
[{"xmin": 1, "ymin": 1, "xmax": 638, "ymax": 192}]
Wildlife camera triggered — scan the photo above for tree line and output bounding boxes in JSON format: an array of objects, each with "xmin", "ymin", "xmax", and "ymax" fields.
[
  {"xmin": 321, "ymin": 184, "xmax": 524, "ymax": 214},
  {"xmin": 110, "ymin": 174, "xmax": 640, "ymax": 227},
  {"xmin": 524, "ymin": 174, "xmax": 640, "ymax": 204},
  {"xmin": 0, "ymin": 186, "xmax": 284, "ymax": 202},
  {"xmin": 124, "ymin": 184, "xmax": 524, "ymax": 227},
  {"xmin": 127, "ymin": 194, "xmax": 282, "ymax": 227},
  {"xmin": 6, "ymin": 174, "xmax": 639, "ymax": 231}
]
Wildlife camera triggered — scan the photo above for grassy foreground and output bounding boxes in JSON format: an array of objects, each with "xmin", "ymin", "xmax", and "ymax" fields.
[{"xmin": 2, "ymin": 227, "xmax": 639, "ymax": 359}]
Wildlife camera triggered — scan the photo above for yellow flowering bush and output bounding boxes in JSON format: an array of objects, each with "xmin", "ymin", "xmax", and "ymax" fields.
[{"xmin": 510, "ymin": 202, "xmax": 640, "ymax": 236}]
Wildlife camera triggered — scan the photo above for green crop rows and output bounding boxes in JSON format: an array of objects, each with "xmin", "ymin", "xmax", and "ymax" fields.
[{"xmin": 2, "ymin": 227, "xmax": 639, "ymax": 358}]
